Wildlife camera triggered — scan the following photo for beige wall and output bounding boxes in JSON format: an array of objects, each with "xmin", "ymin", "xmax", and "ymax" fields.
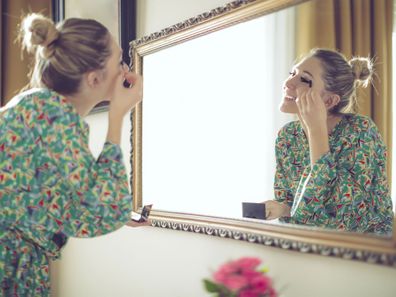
[
  {"xmin": 51, "ymin": 1, "xmax": 396, "ymax": 296},
  {"xmin": 1, "ymin": 0, "xmax": 51, "ymax": 104}
]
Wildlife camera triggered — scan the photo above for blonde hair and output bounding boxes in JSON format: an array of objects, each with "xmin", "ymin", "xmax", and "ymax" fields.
[
  {"xmin": 307, "ymin": 48, "xmax": 374, "ymax": 114},
  {"xmin": 20, "ymin": 13, "xmax": 112, "ymax": 95}
]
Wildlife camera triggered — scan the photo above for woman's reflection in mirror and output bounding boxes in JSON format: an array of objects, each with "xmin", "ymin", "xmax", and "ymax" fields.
[{"xmin": 264, "ymin": 48, "xmax": 394, "ymax": 235}]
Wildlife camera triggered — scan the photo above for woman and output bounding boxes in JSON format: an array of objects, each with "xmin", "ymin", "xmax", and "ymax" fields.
[
  {"xmin": 0, "ymin": 13, "xmax": 145, "ymax": 296},
  {"xmin": 265, "ymin": 48, "xmax": 394, "ymax": 235}
]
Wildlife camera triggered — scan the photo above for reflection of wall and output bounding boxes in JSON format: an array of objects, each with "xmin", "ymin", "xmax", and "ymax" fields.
[
  {"xmin": 141, "ymin": 10, "xmax": 295, "ymax": 217},
  {"xmin": 51, "ymin": 1, "xmax": 396, "ymax": 296},
  {"xmin": 65, "ymin": 0, "xmax": 119, "ymax": 42}
]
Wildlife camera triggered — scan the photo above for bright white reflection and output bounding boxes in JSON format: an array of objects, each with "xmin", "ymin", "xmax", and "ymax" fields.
[{"xmin": 142, "ymin": 9, "xmax": 295, "ymax": 218}]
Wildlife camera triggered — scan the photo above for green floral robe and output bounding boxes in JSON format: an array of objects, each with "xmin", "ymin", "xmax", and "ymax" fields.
[
  {"xmin": 0, "ymin": 89, "xmax": 132, "ymax": 296},
  {"xmin": 274, "ymin": 114, "xmax": 394, "ymax": 235}
]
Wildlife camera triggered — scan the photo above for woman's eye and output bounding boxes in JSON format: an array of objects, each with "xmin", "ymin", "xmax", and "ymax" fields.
[
  {"xmin": 289, "ymin": 71, "xmax": 295, "ymax": 77},
  {"xmin": 300, "ymin": 77, "xmax": 312, "ymax": 87}
]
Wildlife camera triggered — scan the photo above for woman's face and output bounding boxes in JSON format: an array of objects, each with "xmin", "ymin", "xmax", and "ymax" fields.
[{"xmin": 280, "ymin": 56, "xmax": 327, "ymax": 114}]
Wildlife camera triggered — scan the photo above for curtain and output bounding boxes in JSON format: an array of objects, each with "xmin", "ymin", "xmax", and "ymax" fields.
[
  {"xmin": 295, "ymin": 0, "xmax": 393, "ymax": 183},
  {"xmin": 1, "ymin": 0, "xmax": 51, "ymax": 106}
]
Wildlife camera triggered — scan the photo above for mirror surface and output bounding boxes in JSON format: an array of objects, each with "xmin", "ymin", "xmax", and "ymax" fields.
[
  {"xmin": 137, "ymin": 0, "xmax": 394, "ymax": 237},
  {"xmin": 142, "ymin": 6, "xmax": 295, "ymax": 219}
]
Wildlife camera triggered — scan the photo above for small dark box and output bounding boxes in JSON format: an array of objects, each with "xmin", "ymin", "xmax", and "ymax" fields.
[
  {"xmin": 132, "ymin": 204, "xmax": 153, "ymax": 222},
  {"xmin": 242, "ymin": 202, "xmax": 266, "ymax": 220}
]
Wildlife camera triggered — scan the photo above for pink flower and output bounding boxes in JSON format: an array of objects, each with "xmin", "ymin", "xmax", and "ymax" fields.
[
  {"xmin": 249, "ymin": 274, "xmax": 272, "ymax": 293},
  {"xmin": 238, "ymin": 282, "xmax": 278, "ymax": 297},
  {"xmin": 238, "ymin": 289, "xmax": 261, "ymax": 297},
  {"xmin": 213, "ymin": 258, "xmax": 264, "ymax": 291},
  {"xmin": 268, "ymin": 287, "xmax": 278, "ymax": 297},
  {"xmin": 234, "ymin": 257, "xmax": 261, "ymax": 271},
  {"xmin": 207, "ymin": 257, "xmax": 277, "ymax": 297},
  {"xmin": 220, "ymin": 274, "xmax": 249, "ymax": 291},
  {"xmin": 241, "ymin": 269, "xmax": 262, "ymax": 281}
]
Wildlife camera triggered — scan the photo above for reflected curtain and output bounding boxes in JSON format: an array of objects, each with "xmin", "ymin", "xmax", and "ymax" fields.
[
  {"xmin": 295, "ymin": 0, "xmax": 393, "ymax": 183},
  {"xmin": 1, "ymin": 0, "xmax": 51, "ymax": 106}
]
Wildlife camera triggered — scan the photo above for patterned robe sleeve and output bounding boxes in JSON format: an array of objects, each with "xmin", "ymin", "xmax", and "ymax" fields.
[
  {"xmin": 273, "ymin": 128, "xmax": 297, "ymax": 223},
  {"xmin": 30, "ymin": 93, "xmax": 133, "ymax": 238},
  {"xmin": 50, "ymin": 135, "xmax": 132, "ymax": 238},
  {"xmin": 291, "ymin": 120, "xmax": 394, "ymax": 234}
]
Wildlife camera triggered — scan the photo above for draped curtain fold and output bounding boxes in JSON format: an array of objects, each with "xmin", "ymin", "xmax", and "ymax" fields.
[
  {"xmin": 1, "ymin": 0, "xmax": 51, "ymax": 106},
  {"xmin": 295, "ymin": 0, "xmax": 393, "ymax": 183}
]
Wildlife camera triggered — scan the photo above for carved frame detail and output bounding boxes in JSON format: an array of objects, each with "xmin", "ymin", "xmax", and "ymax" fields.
[{"xmin": 151, "ymin": 218, "xmax": 396, "ymax": 267}]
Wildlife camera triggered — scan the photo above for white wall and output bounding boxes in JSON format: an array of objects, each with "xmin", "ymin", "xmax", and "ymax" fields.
[{"xmin": 51, "ymin": 1, "xmax": 396, "ymax": 296}]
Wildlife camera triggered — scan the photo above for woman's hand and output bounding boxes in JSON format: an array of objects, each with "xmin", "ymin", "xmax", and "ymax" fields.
[
  {"xmin": 125, "ymin": 219, "xmax": 152, "ymax": 228},
  {"xmin": 265, "ymin": 200, "xmax": 291, "ymax": 220},
  {"xmin": 295, "ymin": 88, "xmax": 327, "ymax": 133},
  {"xmin": 295, "ymin": 88, "xmax": 330, "ymax": 166},
  {"xmin": 109, "ymin": 72, "xmax": 143, "ymax": 118},
  {"xmin": 106, "ymin": 72, "xmax": 143, "ymax": 144}
]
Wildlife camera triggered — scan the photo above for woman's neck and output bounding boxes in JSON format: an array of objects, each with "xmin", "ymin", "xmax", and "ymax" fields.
[
  {"xmin": 326, "ymin": 114, "xmax": 343, "ymax": 135},
  {"xmin": 298, "ymin": 113, "xmax": 343, "ymax": 136},
  {"xmin": 63, "ymin": 89, "xmax": 103, "ymax": 117},
  {"xmin": 66, "ymin": 95, "xmax": 94, "ymax": 117}
]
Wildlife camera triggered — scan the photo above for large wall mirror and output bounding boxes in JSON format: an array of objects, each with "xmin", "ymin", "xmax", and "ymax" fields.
[{"xmin": 130, "ymin": 0, "xmax": 396, "ymax": 266}]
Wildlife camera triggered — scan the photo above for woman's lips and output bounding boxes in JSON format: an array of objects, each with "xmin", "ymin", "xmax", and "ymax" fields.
[{"xmin": 284, "ymin": 95, "xmax": 297, "ymax": 101}]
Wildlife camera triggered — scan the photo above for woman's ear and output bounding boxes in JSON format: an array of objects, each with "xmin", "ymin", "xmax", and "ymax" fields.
[
  {"xmin": 86, "ymin": 71, "xmax": 100, "ymax": 88},
  {"xmin": 324, "ymin": 93, "xmax": 340, "ymax": 110}
]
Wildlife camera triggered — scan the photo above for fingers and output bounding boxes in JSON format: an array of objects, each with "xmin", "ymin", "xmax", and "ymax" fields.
[
  {"xmin": 121, "ymin": 62, "xmax": 130, "ymax": 74},
  {"xmin": 305, "ymin": 89, "xmax": 314, "ymax": 112},
  {"xmin": 122, "ymin": 72, "xmax": 143, "ymax": 101},
  {"xmin": 304, "ymin": 89, "xmax": 325, "ymax": 108},
  {"xmin": 264, "ymin": 200, "xmax": 289, "ymax": 220},
  {"xmin": 265, "ymin": 202, "xmax": 276, "ymax": 220},
  {"xmin": 266, "ymin": 208, "xmax": 273, "ymax": 220},
  {"xmin": 297, "ymin": 88, "xmax": 321, "ymax": 115},
  {"xmin": 266, "ymin": 213, "xmax": 276, "ymax": 220},
  {"xmin": 311, "ymin": 90, "xmax": 326, "ymax": 109},
  {"xmin": 295, "ymin": 88, "xmax": 306, "ymax": 113},
  {"xmin": 264, "ymin": 201, "xmax": 275, "ymax": 220},
  {"xmin": 125, "ymin": 219, "xmax": 152, "ymax": 228},
  {"xmin": 123, "ymin": 73, "xmax": 143, "ymax": 101},
  {"xmin": 109, "ymin": 72, "xmax": 143, "ymax": 115},
  {"xmin": 124, "ymin": 72, "xmax": 142, "ymax": 86},
  {"xmin": 266, "ymin": 209, "xmax": 279, "ymax": 220}
]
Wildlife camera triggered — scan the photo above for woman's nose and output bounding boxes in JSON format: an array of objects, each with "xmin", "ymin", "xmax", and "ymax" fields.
[
  {"xmin": 285, "ymin": 75, "xmax": 301, "ymax": 90},
  {"xmin": 285, "ymin": 77, "xmax": 295, "ymax": 90}
]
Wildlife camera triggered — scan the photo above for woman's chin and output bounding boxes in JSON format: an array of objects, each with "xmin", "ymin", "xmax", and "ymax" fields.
[{"xmin": 279, "ymin": 102, "xmax": 297, "ymax": 114}]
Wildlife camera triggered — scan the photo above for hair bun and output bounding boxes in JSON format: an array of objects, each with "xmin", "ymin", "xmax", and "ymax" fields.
[
  {"xmin": 349, "ymin": 57, "xmax": 373, "ymax": 87},
  {"xmin": 21, "ymin": 13, "xmax": 59, "ymax": 57}
]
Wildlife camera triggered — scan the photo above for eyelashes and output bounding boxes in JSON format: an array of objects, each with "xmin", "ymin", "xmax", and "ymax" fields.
[
  {"xmin": 300, "ymin": 77, "xmax": 312, "ymax": 88},
  {"xmin": 289, "ymin": 71, "xmax": 312, "ymax": 88}
]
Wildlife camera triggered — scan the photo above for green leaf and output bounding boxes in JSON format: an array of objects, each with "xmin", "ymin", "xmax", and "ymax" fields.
[{"xmin": 203, "ymin": 279, "xmax": 221, "ymax": 293}]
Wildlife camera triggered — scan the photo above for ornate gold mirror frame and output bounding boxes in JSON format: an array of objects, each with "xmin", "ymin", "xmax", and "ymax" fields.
[{"xmin": 130, "ymin": 0, "xmax": 396, "ymax": 266}]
